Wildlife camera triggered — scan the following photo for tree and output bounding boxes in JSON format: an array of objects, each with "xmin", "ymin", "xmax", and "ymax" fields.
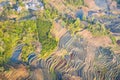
[
  {"xmin": 68, "ymin": 18, "xmax": 84, "ymax": 35},
  {"xmin": 36, "ymin": 19, "xmax": 58, "ymax": 58}
]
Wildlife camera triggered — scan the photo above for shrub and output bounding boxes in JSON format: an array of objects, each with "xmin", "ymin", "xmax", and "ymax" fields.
[
  {"xmin": 87, "ymin": 22, "xmax": 109, "ymax": 36},
  {"xmin": 36, "ymin": 19, "xmax": 57, "ymax": 57},
  {"xmin": 0, "ymin": 20, "xmax": 37, "ymax": 65},
  {"xmin": 66, "ymin": 0, "xmax": 84, "ymax": 6}
]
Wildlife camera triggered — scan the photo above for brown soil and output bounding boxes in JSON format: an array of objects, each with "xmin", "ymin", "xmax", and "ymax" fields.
[
  {"xmin": 51, "ymin": 21, "xmax": 67, "ymax": 40},
  {"xmin": 84, "ymin": 0, "xmax": 100, "ymax": 10},
  {"xmin": 54, "ymin": 49, "xmax": 67, "ymax": 56},
  {"xmin": 78, "ymin": 30, "xmax": 112, "ymax": 47},
  {"xmin": 5, "ymin": 64, "xmax": 29, "ymax": 80}
]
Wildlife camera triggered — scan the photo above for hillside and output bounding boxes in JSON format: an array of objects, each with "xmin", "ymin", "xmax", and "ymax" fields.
[{"xmin": 0, "ymin": 0, "xmax": 120, "ymax": 80}]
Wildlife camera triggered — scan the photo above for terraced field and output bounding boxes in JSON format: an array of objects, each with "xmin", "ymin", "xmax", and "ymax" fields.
[{"xmin": 1, "ymin": 0, "xmax": 120, "ymax": 80}]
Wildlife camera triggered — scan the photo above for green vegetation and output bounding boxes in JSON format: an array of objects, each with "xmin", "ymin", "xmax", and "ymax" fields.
[
  {"xmin": 61, "ymin": 14, "xmax": 75, "ymax": 26},
  {"xmin": 0, "ymin": 0, "xmax": 59, "ymax": 66},
  {"xmin": 36, "ymin": 19, "xmax": 57, "ymax": 58},
  {"xmin": 109, "ymin": 34, "xmax": 116, "ymax": 45},
  {"xmin": 87, "ymin": 22, "xmax": 109, "ymax": 36},
  {"xmin": 44, "ymin": 5, "xmax": 58, "ymax": 20},
  {"xmin": 0, "ymin": 18, "xmax": 58, "ymax": 66},
  {"xmin": 35, "ymin": 2, "xmax": 59, "ymax": 20},
  {"xmin": 87, "ymin": 21, "xmax": 117, "ymax": 45},
  {"xmin": 68, "ymin": 18, "xmax": 84, "ymax": 35},
  {"xmin": 0, "ymin": 20, "xmax": 37, "ymax": 66},
  {"xmin": 66, "ymin": 0, "xmax": 84, "ymax": 6}
]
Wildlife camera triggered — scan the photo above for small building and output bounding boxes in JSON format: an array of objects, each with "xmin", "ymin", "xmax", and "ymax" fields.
[
  {"xmin": 17, "ymin": 6, "xmax": 22, "ymax": 13},
  {"xmin": 39, "ymin": 1, "xmax": 44, "ymax": 10},
  {"xmin": 13, "ymin": 4, "xmax": 21, "ymax": 12},
  {"xmin": 24, "ymin": 0, "xmax": 44, "ymax": 11}
]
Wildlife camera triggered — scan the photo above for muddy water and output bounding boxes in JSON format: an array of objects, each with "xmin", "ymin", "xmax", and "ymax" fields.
[{"xmin": 94, "ymin": 0, "xmax": 108, "ymax": 9}]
